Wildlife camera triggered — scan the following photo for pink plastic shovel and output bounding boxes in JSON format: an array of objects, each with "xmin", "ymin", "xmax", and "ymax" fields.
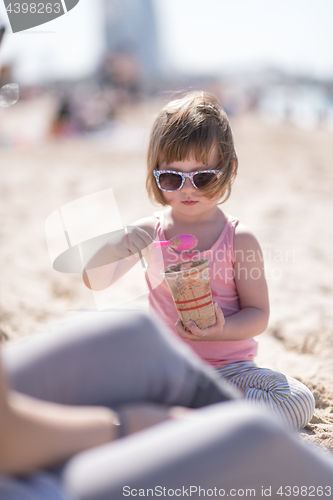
[{"xmin": 154, "ymin": 234, "xmax": 198, "ymax": 252}]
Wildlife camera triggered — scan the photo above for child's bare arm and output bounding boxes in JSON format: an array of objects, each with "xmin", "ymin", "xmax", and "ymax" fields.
[
  {"xmin": 83, "ymin": 218, "xmax": 155, "ymax": 291},
  {"xmin": 225, "ymin": 224, "xmax": 270, "ymax": 338},
  {"xmin": 175, "ymin": 224, "xmax": 269, "ymax": 341}
]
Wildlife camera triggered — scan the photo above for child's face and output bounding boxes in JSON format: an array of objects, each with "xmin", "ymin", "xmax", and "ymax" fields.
[{"xmin": 158, "ymin": 146, "xmax": 221, "ymax": 218}]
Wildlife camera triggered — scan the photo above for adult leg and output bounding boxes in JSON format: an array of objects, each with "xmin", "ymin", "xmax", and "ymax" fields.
[
  {"xmin": 62, "ymin": 402, "xmax": 333, "ymax": 500},
  {"xmin": 2, "ymin": 311, "xmax": 237, "ymax": 409},
  {"xmin": 0, "ymin": 313, "xmax": 238, "ymax": 498},
  {"xmin": 216, "ymin": 361, "xmax": 315, "ymax": 428}
]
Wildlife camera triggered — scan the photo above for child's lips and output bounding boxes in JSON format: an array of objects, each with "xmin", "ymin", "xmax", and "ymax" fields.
[{"xmin": 182, "ymin": 200, "xmax": 198, "ymax": 206}]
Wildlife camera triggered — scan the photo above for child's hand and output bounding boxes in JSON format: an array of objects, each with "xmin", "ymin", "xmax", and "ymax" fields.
[
  {"xmin": 175, "ymin": 303, "xmax": 225, "ymax": 341},
  {"xmin": 83, "ymin": 226, "xmax": 153, "ymax": 291},
  {"xmin": 107, "ymin": 226, "xmax": 153, "ymax": 261}
]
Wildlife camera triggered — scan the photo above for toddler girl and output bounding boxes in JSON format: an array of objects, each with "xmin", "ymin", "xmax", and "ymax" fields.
[{"xmin": 84, "ymin": 91, "xmax": 314, "ymax": 429}]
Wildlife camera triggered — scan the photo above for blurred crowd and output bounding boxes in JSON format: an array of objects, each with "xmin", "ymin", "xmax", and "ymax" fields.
[
  {"xmin": 50, "ymin": 51, "xmax": 144, "ymax": 137},
  {"xmin": 1, "ymin": 49, "xmax": 333, "ymax": 146}
]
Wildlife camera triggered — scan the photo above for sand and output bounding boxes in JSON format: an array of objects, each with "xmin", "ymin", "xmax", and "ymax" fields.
[{"xmin": 0, "ymin": 96, "xmax": 332, "ymax": 452}]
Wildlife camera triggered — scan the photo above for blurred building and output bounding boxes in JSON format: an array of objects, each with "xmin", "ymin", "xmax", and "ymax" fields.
[{"xmin": 102, "ymin": 0, "xmax": 161, "ymax": 91}]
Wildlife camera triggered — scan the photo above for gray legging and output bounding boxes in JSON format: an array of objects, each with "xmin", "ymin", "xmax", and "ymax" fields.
[{"xmin": 1, "ymin": 312, "xmax": 333, "ymax": 500}]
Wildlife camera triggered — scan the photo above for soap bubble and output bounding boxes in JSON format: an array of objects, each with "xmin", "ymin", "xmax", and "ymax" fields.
[{"xmin": 0, "ymin": 83, "xmax": 20, "ymax": 107}]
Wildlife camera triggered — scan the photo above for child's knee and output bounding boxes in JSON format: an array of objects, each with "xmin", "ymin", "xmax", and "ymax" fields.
[{"xmin": 287, "ymin": 377, "xmax": 315, "ymax": 428}]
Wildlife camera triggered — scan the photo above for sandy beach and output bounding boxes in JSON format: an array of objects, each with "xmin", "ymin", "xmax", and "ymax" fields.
[{"xmin": 1, "ymin": 96, "xmax": 332, "ymax": 452}]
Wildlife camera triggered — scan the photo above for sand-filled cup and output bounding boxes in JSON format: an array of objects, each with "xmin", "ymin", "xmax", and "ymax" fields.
[{"xmin": 161, "ymin": 258, "xmax": 216, "ymax": 330}]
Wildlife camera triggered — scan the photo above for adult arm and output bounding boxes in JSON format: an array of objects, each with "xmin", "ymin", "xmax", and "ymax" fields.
[
  {"xmin": 0, "ymin": 355, "xmax": 118, "ymax": 475},
  {"xmin": 0, "ymin": 358, "xmax": 177, "ymax": 476}
]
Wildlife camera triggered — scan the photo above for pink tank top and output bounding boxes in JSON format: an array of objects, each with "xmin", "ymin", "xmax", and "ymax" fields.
[{"xmin": 145, "ymin": 212, "xmax": 258, "ymax": 368}]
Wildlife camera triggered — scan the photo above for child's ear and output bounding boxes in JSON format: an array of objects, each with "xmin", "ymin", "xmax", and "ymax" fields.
[{"xmin": 232, "ymin": 160, "xmax": 236, "ymax": 174}]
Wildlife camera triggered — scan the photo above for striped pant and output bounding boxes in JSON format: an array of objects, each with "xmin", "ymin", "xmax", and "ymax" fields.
[{"xmin": 216, "ymin": 361, "xmax": 315, "ymax": 429}]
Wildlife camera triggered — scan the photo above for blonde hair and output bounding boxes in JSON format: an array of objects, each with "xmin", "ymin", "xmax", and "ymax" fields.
[{"xmin": 146, "ymin": 91, "xmax": 238, "ymax": 206}]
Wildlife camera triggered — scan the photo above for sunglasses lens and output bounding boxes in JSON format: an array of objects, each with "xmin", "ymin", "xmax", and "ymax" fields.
[
  {"xmin": 158, "ymin": 173, "xmax": 183, "ymax": 191},
  {"xmin": 193, "ymin": 172, "xmax": 217, "ymax": 189}
]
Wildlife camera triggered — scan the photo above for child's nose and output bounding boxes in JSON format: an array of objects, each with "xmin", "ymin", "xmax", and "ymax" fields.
[{"xmin": 181, "ymin": 177, "xmax": 195, "ymax": 191}]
